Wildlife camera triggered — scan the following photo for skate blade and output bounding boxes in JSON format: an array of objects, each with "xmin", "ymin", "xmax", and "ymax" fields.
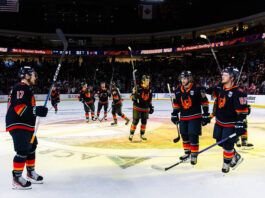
[
  {"xmin": 242, "ymin": 146, "xmax": 254, "ymax": 150},
  {"xmin": 179, "ymin": 158, "xmax": 191, "ymax": 163},
  {"xmin": 130, "ymin": 140, "xmax": 142, "ymax": 143},
  {"xmin": 231, "ymin": 157, "xmax": 244, "ymax": 170},
  {"xmin": 12, "ymin": 184, "xmax": 32, "ymax": 190},
  {"xmin": 27, "ymin": 177, "xmax": 44, "ymax": 184}
]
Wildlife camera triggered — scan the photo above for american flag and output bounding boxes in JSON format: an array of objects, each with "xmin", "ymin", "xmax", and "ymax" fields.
[{"xmin": 0, "ymin": 0, "xmax": 19, "ymax": 12}]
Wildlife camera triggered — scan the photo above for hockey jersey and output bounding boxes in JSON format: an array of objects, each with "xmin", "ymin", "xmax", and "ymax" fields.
[
  {"xmin": 98, "ymin": 88, "xmax": 110, "ymax": 104},
  {"xmin": 132, "ymin": 84, "xmax": 152, "ymax": 112},
  {"xmin": 111, "ymin": 87, "xmax": 123, "ymax": 105},
  {"xmin": 6, "ymin": 82, "xmax": 36, "ymax": 132},
  {"xmin": 173, "ymin": 83, "xmax": 209, "ymax": 120},
  {"xmin": 209, "ymin": 84, "xmax": 248, "ymax": 127},
  {"xmin": 51, "ymin": 90, "xmax": 60, "ymax": 102},
  {"xmin": 78, "ymin": 88, "xmax": 94, "ymax": 104}
]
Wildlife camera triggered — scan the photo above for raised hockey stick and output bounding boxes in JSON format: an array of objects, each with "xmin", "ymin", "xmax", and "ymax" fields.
[
  {"xmin": 128, "ymin": 46, "xmax": 139, "ymax": 103},
  {"xmin": 236, "ymin": 54, "xmax": 247, "ymax": 85},
  {"xmin": 92, "ymin": 68, "xmax": 99, "ymax": 88},
  {"xmin": 152, "ymin": 133, "xmax": 237, "ymax": 171},
  {"xmin": 167, "ymin": 83, "xmax": 180, "ymax": 143},
  {"xmin": 31, "ymin": 28, "xmax": 68, "ymax": 144},
  {"xmin": 200, "ymin": 34, "xmax": 222, "ymax": 74}
]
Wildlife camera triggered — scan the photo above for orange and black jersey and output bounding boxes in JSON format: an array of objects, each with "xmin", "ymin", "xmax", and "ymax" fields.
[
  {"xmin": 111, "ymin": 87, "xmax": 123, "ymax": 105},
  {"xmin": 78, "ymin": 88, "xmax": 94, "ymax": 104},
  {"xmin": 173, "ymin": 83, "xmax": 209, "ymax": 120},
  {"xmin": 51, "ymin": 90, "xmax": 60, "ymax": 101},
  {"xmin": 6, "ymin": 82, "xmax": 36, "ymax": 132},
  {"xmin": 208, "ymin": 84, "xmax": 248, "ymax": 127},
  {"xmin": 132, "ymin": 84, "xmax": 152, "ymax": 112},
  {"xmin": 98, "ymin": 88, "xmax": 111, "ymax": 104}
]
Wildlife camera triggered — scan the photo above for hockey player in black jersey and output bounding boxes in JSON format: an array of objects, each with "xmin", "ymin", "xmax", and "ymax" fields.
[
  {"xmin": 78, "ymin": 83, "xmax": 96, "ymax": 123},
  {"xmin": 110, "ymin": 82, "xmax": 130, "ymax": 126},
  {"xmin": 208, "ymin": 67, "xmax": 248, "ymax": 173},
  {"xmin": 129, "ymin": 75, "xmax": 154, "ymax": 142},
  {"xmin": 171, "ymin": 71, "xmax": 210, "ymax": 165},
  {"xmin": 50, "ymin": 86, "xmax": 60, "ymax": 114},
  {"xmin": 96, "ymin": 82, "xmax": 111, "ymax": 120},
  {"xmin": 6, "ymin": 66, "xmax": 48, "ymax": 189}
]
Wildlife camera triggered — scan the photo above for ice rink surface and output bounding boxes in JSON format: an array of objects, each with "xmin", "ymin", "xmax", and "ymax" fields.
[{"xmin": 0, "ymin": 100, "xmax": 265, "ymax": 198}]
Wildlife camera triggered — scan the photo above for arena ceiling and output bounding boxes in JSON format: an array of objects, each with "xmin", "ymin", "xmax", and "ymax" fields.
[{"xmin": 0, "ymin": 0, "xmax": 264, "ymax": 34}]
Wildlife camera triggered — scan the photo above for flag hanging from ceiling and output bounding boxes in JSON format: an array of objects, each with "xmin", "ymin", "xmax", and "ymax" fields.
[
  {"xmin": 138, "ymin": 4, "xmax": 157, "ymax": 20},
  {"xmin": 0, "ymin": 0, "xmax": 19, "ymax": 12}
]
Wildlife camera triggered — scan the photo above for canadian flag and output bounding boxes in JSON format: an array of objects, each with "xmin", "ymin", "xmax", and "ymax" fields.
[{"xmin": 138, "ymin": 4, "xmax": 156, "ymax": 20}]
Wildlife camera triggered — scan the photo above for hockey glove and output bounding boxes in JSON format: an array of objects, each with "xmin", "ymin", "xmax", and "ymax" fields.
[
  {"xmin": 149, "ymin": 105, "xmax": 154, "ymax": 114},
  {"xmin": 33, "ymin": 106, "xmax": 48, "ymax": 117},
  {"xmin": 201, "ymin": 113, "xmax": 211, "ymax": 126},
  {"xmin": 234, "ymin": 121, "xmax": 247, "ymax": 136},
  {"xmin": 171, "ymin": 111, "xmax": 179, "ymax": 124}
]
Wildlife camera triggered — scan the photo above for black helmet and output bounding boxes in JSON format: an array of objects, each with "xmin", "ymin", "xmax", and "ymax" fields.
[
  {"xmin": 18, "ymin": 66, "xmax": 36, "ymax": 79},
  {"xmin": 222, "ymin": 67, "xmax": 240, "ymax": 80},
  {"xmin": 179, "ymin": 70, "xmax": 192, "ymax": 80}
]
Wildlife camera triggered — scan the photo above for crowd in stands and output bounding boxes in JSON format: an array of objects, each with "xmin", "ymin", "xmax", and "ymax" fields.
[{"xmin": 0, "ymin": 44, "xmax": 264, "ymax": 95}]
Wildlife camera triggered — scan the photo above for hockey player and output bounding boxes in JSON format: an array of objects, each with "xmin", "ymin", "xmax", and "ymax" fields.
[
  {"xmin": 6, "ymin": 66, "xmax": 48, "ymax": 189},
  {"xmin": 96, "ymin": 82, "xmax": 111, "ymax": 120},
  {"xmin": 78, "ymin": 82, "xmax": 96, "ymax": 123},
  {"xmin": 110, "ymin": 82, "xmax": 130, "ymax": 126},
  {"xmin": 129, "ymin": 75, "xmax": 154, "ymax": 142},
  {"xmin": 171, "ymin": 71, "xmax": 210, "ymax": 165},
  {"xmin": 208, "ymin": 67, "xmax": 248, "ymax": 173},
  {"xmin": 50, "ymin": 86, "xmax": 60, "ymax": 114}
]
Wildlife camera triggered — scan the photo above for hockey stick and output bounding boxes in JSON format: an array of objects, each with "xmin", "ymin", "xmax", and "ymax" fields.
[
  {"xmin": 167, "ymin": 83, "xmax": 180, "ymax": 143},
  {"xmin": 128, "ymin": 46, "xmax": 136, "ymax": 88},
  {"xmin": 236, "ymin": 54, "xmax": 247, "ymax": 85},
  {"xmin": 128, "ymin": 46, "xmax": 139, "ymax": 103},
  {"xmin": 200, "ymin": 35, "xmax": 222, "ymax": 74},
  {"xmin": 31, "ymin": 28, "xmax": 68, "ymax": 144},
  {"xmin": 152, "ymin": 133, "xmax": 237, "ymax": 171},
  {"xmin": 92, "ymin": 68, "xmax": 99, "ymax": 88},
  {"xmin": 98, "ymin": 106, "xmax": 112, "ymax": 122}
]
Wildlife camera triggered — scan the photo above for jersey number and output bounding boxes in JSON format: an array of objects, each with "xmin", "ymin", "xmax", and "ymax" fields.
[
  {"xmin": 239, "ymin": 97, "xmax": 247, "ymax": 105},
  {"xmin": 17, "ymin": 91, "xmax": 24, "ymax": 99}
]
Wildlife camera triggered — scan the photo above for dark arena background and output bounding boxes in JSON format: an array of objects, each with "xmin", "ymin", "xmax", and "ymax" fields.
[{"xmin": 0, "ymin": 0, "xmax": 265, "ymax": 197}]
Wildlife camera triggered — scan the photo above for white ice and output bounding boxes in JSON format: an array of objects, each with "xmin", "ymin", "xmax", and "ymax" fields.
[{"xmin": 0, "ymin": 100, "xmax": 265, "ymax": 198}]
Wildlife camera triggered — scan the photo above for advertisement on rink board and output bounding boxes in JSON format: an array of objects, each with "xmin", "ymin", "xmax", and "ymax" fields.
[{"xmin": 0, "ymin": 94, "xmax": 264, "ymax": 107}]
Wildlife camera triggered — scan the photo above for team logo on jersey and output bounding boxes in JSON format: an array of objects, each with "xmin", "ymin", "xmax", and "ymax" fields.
[
  {"xmin": 190, "ymin": 90, "xmax": 194, "ymax": 96},
  {"xmin": 228, "ymin": 91, "xmax": 233, "ymax": 98},
  {"xmin": 141, "ymin": 92, "xmax": 149, "ymax": 101},
  {"xmin": 85, "ymin": 93, "xmax": 91, "ymax": 98},
  {"xmin": 218, "ymin": 94, "xmax": 226, "ymax": 109},
  {"xmin": 181, "ymin": 96, "xmax": 192, "ymax": 109}
]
